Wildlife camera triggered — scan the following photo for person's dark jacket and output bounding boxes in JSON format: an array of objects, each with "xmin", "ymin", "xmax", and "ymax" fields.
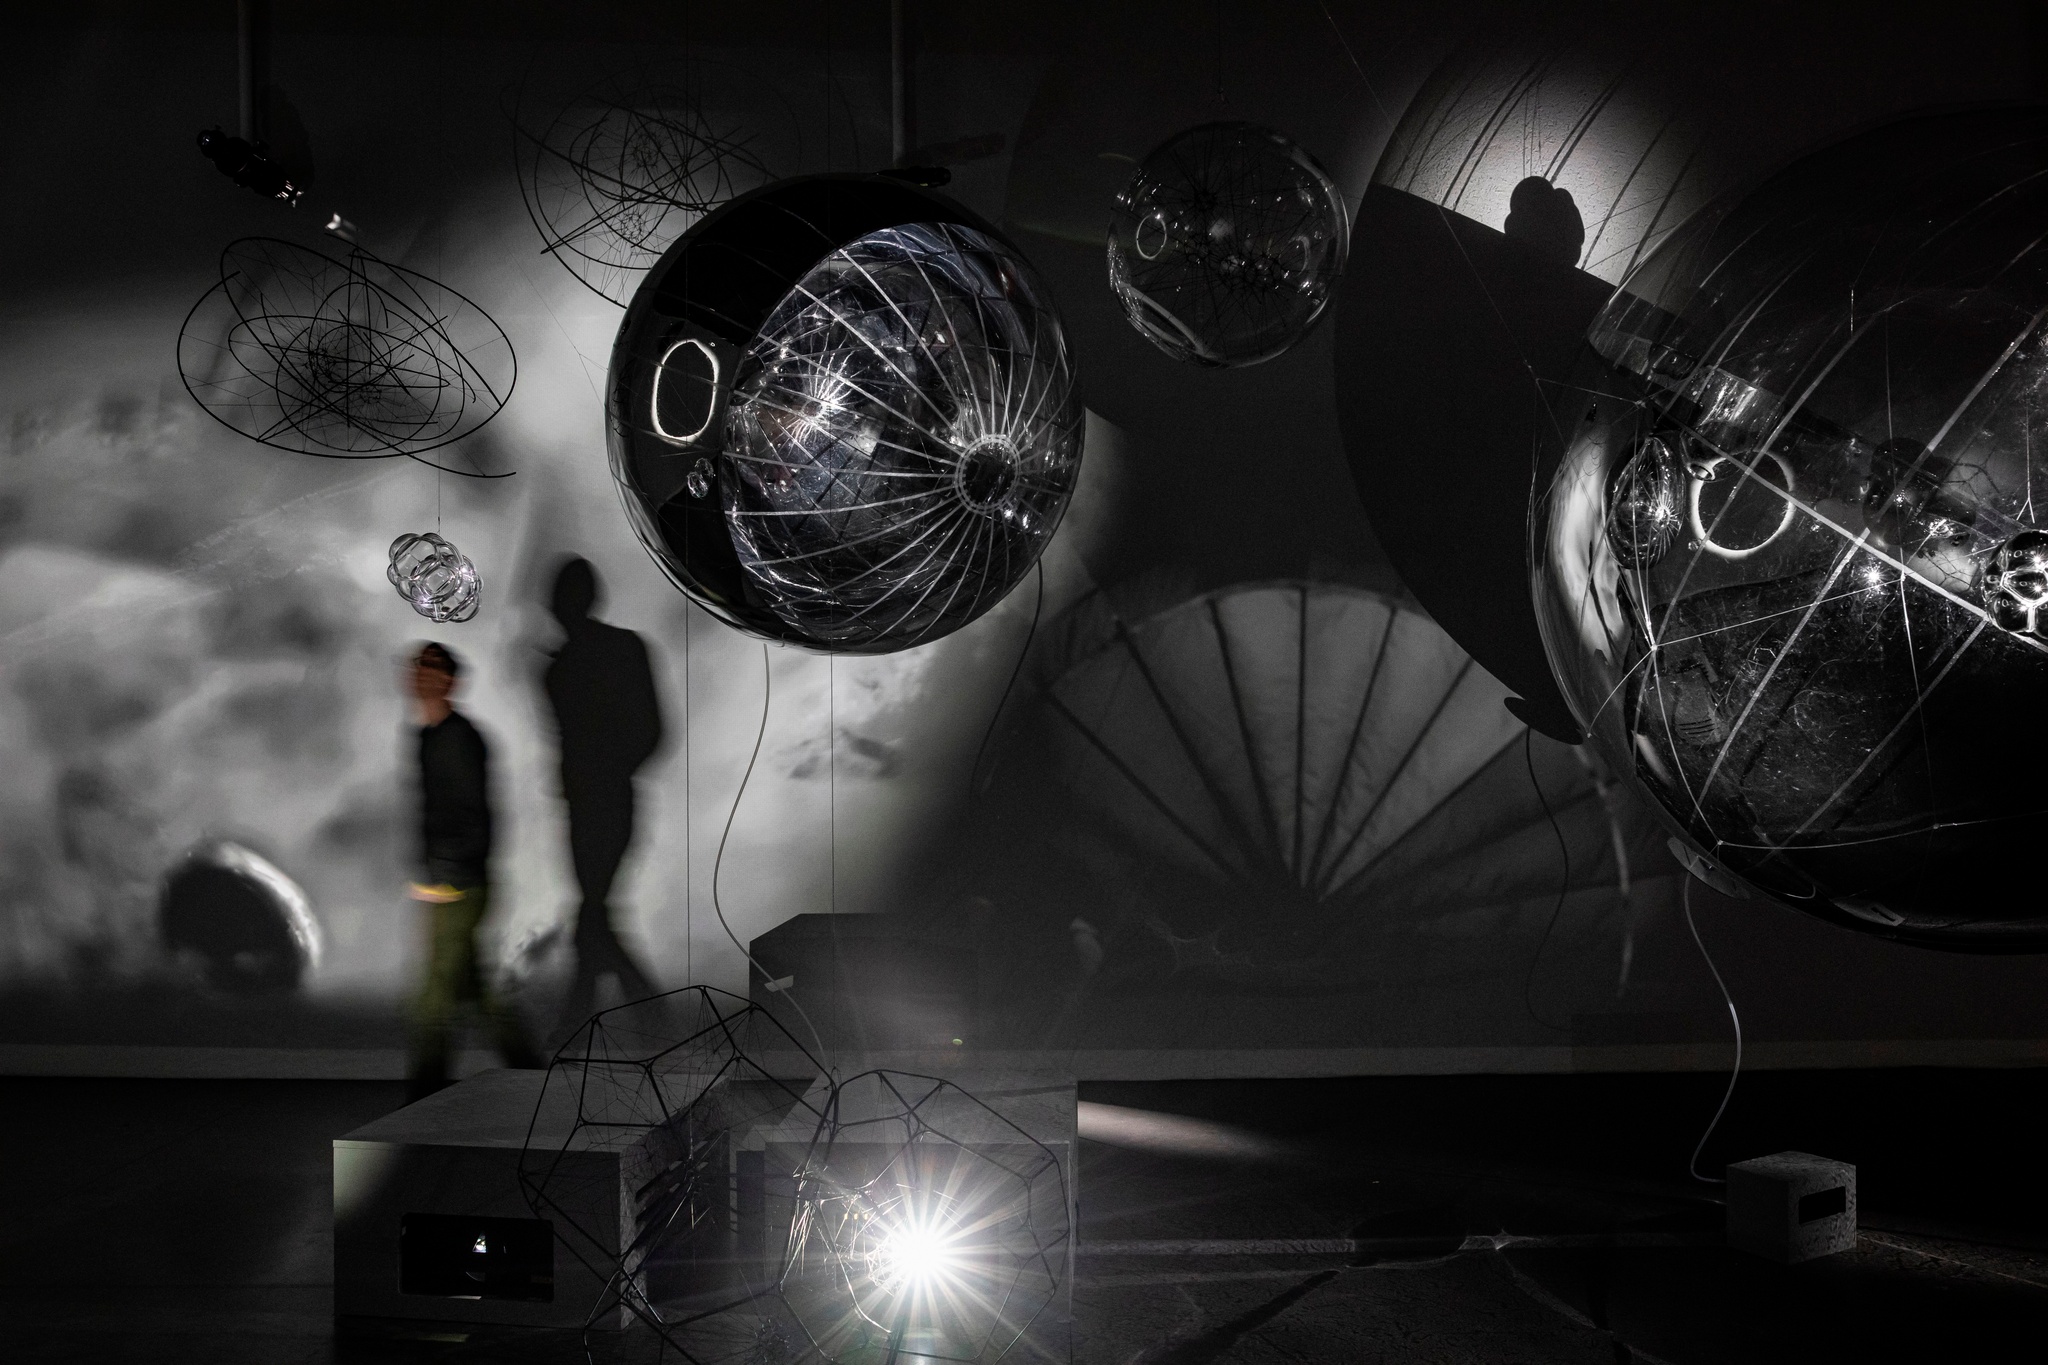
[{"xmin": 416, "ymin": 711, "xmax": 491, "ymax": 888}]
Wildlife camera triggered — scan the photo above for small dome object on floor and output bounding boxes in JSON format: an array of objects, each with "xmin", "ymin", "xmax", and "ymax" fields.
[
  {"xmin": 1107, "ymin": 122, "xmax": 1349, "ymax": 367},
  {"xmin": 607, "ymin": 174, "xmax": 1083, "ymax": 653},
  {"xmin": 1533, "ymin": 108, "xmax": 2048, "ymax": 947}
]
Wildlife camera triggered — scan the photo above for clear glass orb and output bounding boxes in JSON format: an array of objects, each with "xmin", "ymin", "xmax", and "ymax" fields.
[
  {"xmin": 1107, "ymin": 122, "xmax": 1349, "ymax": 367},
  {"xmin": 1533, "ymin": 110, "xmax": 2048, "ymax": 947}
]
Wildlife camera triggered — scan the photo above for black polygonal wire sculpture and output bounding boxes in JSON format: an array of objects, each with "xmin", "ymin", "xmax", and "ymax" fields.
[
  {"xmin": 522, "ymin": 995, "xmax": 1069, "ymax": 1364},
  {"xmin": 1107, "ymin": 122, "xmax": 1350, "ymax": 367},
  {"xmin": 609, "ymin": 175, "xmax": 1083, "ymax": 654},
  {"xmin": 766, "ymin": 1071, "xmax": 1069, "ymax": 1365},
  {"xmin": 514, "ymin": 63, "xmax": 774, "ymax": 305},
  {"xmin": 177, "ymin": 237, "xmax": 516, "ymax": 474},
  {"xmin": 517, "ymin": 986, "xmax": 827, "ymax": 1346},
  {"xmin": 1533, "ymin": 108, "xmax": 2048, "ymax": 947},
  {"xmin": 386, "ymin": 532, "xmax": 482, "ymax": 623}
]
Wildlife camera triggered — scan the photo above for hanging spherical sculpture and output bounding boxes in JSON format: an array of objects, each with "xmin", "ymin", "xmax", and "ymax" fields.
[
  {"xmin": 1533, "ymin": 109, "xmax": 2048, "ymax": 948},
  {"xmin": 1106, "ymin": 122, "xmax": 1349, "ymax": 367},
  {"xmin": 386, "ymin": 532, "xmax": 481, "ymax": 622},
  {"xmin": 608, "ymin": 174, "xmax": 1083, "ymax": 653}
]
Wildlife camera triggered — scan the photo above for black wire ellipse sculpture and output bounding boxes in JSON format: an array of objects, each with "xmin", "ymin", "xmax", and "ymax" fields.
[
  {"xmin": 1534, "ymin": 109, "xmax": 2048, "ymax": 947},
  {"xmin": 177, "ymin": 237, "xmax": 516, "ymax": 474},
  {"xmin": 608, "ymin": 174, "xmax": 1084, "ymax": 654},
  {"xmin": 1107, "ymin": 122, "xmax": 1350, "ymax": 368},
  {"xmin": 514, "ymin": 64, "xmax": 775, "ymax": 305}
]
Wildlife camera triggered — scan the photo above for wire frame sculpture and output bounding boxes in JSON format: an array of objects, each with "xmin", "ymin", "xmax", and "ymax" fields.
[
  {"xmin": 521, "ymin": 990, "xmax": 1070, "ymax": 1364},
  {"xmin": 514, "ymin": 65, "xmax": 774, "ymax": 305},
  {"xmin": 1107, "ymin": 122, "xmax": 1350, "ymax": 368},
  {"xmin": 609, "ymin": 176, "xmax": 1083, "ymax": 654},
  {"xmin": 1025, "ymin": 581, "xmax": 1639, "ymax": 990},
  {"xmin": 177, "ymin": 237, "xmax": 516, "ymax": 474},
  {"xmin": 1534, "ymin": 108, "xmax": 2048, "ymax": 947},
  {"xmin": 768, "ymin": 1071, "xmax": 1069, "ymax": 1365},
  {"xmin": 518, "ymin": 986, "xmax": 827, "ymax": 1341},
  {"xmin": 386, "ymin": 532, "xmax": 482, "ymax": 623}
]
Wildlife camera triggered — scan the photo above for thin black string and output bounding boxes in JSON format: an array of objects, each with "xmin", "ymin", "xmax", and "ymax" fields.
[
  {"xmin": 683, "ymin": 603, "xmax": 692, "ymax": 985},
  {"xmin": 967, "ymin": 560, "xmax": 1044, "ymax": 805},
  {"xmin": 1521, "ymin": 727, "xmax": 1572, "ymax": 1033},
  {"xmin": 713, "ymin": 644, "xmax": 830, "ymax": 1061},
  {"xmin": 1685, "ymin": 875, "xmax": 1742, "ymax": 1185}
]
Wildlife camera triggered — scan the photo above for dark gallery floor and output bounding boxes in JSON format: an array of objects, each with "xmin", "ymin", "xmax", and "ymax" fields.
[{"xmin": 2, "ymin": 1069, "xmax": 2042, "ymax": 1364}]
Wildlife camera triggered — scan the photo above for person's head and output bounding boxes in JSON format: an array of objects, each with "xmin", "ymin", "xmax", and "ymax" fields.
[
  {"xmin": 407, "ymin": 641, "xmax": 461, "ymax": 709},
  {"xmin": 549, "ymin": 556, "xmax": 598, "ymax": 627}
]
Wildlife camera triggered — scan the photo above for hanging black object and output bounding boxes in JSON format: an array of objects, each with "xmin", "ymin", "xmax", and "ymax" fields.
[
  {"xmin": 607, "ymin": 174, "xmax": 1082, "ymax": 654},
  {"xmin": 196, "ymin": 127, "xmax": 302, "ymax": 206}
]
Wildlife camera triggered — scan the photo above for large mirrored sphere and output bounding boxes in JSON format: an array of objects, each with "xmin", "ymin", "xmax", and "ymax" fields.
[
  {"xmin": 1534, "ymin": 110, "xmax": 2048, "ymax": 947},
  {"xmin": 1107, "ymin": 122, "xmax": 1348, "ymax": 367},
  {"xmin": 608, "ymin": 176, "xmax": 1082, "ymax": 653}
]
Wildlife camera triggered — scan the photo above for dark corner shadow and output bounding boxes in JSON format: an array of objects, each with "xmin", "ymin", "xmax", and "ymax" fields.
[{"xmin": 544, "ymin": 556, "xmax": 665, "ymax": 1036}]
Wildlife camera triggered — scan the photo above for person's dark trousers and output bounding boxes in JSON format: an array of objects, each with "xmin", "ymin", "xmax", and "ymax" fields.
[{"xmin": 407, "ymin": 885, "xmax": 540, "ymax": 1103}]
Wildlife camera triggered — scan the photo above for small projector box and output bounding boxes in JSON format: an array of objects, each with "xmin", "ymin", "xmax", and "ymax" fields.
[{"xmin": 1726, "ymin": 1151, "xmax": 1857, "ymax": 1262}]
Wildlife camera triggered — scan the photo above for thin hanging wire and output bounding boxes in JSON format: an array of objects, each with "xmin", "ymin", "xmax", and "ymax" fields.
[
  {"xmin": 713, "ymin": 644, "xmax": 831, "ymax": 1063},
  {"xmin": 967, "ymin": 560, "xmax": 1044, "ymax": 804},
  {"xmin": 1520, "ymin": 727, "xmax": 1573, "ymax": 1033},
  {"xmin": 1686, "ymin": 875, "xmax": 1743, "ymax": 1185},
  {"xmin": 684, "ymin": 603, "xmax": 692, "ymax": 985}
]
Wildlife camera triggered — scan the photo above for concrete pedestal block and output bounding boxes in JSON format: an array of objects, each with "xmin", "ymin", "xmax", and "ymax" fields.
[
  {"xmin": 1726, "ymin": 1150, "xmax": 1857, "ymax": 1263},
  {"xmin": 333, "ymin": 1069, "xmax": 620, "ymax": 1328}
]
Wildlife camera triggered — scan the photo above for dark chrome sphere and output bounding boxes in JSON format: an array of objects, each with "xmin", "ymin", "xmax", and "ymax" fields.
[
  {"xmin": 1534, "ymin": 110, "xmax": 2048, "ymax": 947},
  {"xmin": 608, "ymin": 176, "xmax": 1082, "ymax": 652},
  {"xmin": 1107, "ymin": 122, "xmax": 1348, "ymax": 367}
]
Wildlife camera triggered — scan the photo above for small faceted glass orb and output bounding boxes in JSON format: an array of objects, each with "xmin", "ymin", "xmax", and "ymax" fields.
[
  {"xmin": 386, "ymin": 532, "xmax": 481, "ymax": 623},
  {"xmin": 1107, "ymin": 122, "xmax": 1349, "ymax": 367},
  {"xmin": 608, "ymin": 175, "xmax": 1083, "ymax": 653},
  {"xmin": 1533, "ymin": 109, "xmax": 2048, "ymax": 947}
]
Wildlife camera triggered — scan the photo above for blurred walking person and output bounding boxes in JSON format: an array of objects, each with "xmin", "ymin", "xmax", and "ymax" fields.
[{"xmin": 403, "ymin": 641, "xmax": 537, "ymax": 1102}]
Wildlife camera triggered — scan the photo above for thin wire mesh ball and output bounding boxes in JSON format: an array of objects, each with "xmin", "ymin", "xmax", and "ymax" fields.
[
  {"xmin": 1533, "ymin": 109, "xmax": 2048, "ymax": 948},
  {"xmin": 608, "ymin": 176, "xmax": 1082, "ymax": 653},
  {"xmin": 1106, "ymin": 122, "xmax": 1349, "ymax": 367},
  {"xmin": 387, "ymin": 532, "xmax": 481, "ymax": 623},
  {"xmin": 514, "ymin": 63, "xmax": 774, "ymax": 304},
  {"xmin": 178, "ymin": 238, "xmax": 515, "ymax": 468}
]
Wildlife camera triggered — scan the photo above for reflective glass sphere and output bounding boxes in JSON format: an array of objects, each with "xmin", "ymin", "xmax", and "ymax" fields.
[
  {"xmin": 1107, "ymin": 122, "xmax": 1348, "ymax": 367},
  {"xmin": 1533, "ymin": 110, "xmax": 2048, "ymax": 947},
  {"xmin": 609, "ymin": 176, "xmax": 1082, "ymax": 652}
]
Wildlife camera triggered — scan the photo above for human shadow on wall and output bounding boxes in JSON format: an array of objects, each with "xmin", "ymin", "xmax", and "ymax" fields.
[{"xmin": 543, "ymin": 557, "xmax": 664, "ymax": 1036}]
